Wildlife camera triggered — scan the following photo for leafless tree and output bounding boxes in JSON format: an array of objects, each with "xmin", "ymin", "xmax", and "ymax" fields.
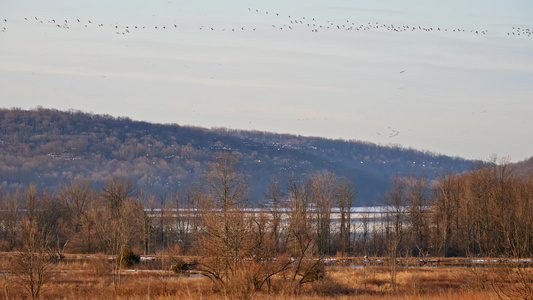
[
  {"xmin": 97, "ymin": 177, "xmax": 143, "ymax": 289},
  {"xmin": 59, "ymin": 179, "xmax": 91, "ymax": 233},
  {"xmin": 11, "ymin": 185, "xmax": 60, "ymax": 300},
  {"xmin": 286, "ymin": 173, "xmax": 324, "ymax": 289},
  {"xmin": 405, "ymin": 174, "xmax": 429, "ymax": 256},
  {"xmin": 0, "ymin": 190, "xmax": 20, "ymax": 250},
  {"xmin": 247, "ymin": 211, "xmax": 294, "ymax": 292},
  {"xmin": 310, "ymin": 170, "xmax": 338, "ymax": 255},
  {"xmin": 102, "ymin": 176, "xmax": 134, "ymax": 211},
  {"xmin": 137, "ymin": 189, "xmax": 153, "ymax": 255},
  {"xmin": 384, "ymin": 175, "xmax": 407, "ymax": 291},
  {"xmin": 264, "ymin": 176, "xmax": 284, "ymax": 252},
  {"xmin": 11, "ymin": 217, "xmax": 54, "ymax": 300},
  {"xmin": 197, "ymin": 152, "xmax": 251, "ymax": 293},
  {"xmin": 433, "ymin": 172, "xmax": 463, "ymax": 257},
  {"xmin": 337, "ymin": 179, "xmax": 356, "ymax": 256},
  {"xmin": 182, "ymin": 183, "xmax": 204, "ymax": 255},
  {"xmin": 58, "ymin": 179, "xmax": 94, "ymax": 253}
]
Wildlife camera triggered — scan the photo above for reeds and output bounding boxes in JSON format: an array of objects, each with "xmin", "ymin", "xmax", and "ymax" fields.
[{"xmin": 0, "ymin": 254, "xmax": 524, "ymax": 299}]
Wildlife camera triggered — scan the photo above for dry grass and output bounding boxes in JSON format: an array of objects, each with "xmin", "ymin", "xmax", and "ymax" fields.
[{"xmin": 0, "ymin": 254, "xmax": 527, "ymax": 299}]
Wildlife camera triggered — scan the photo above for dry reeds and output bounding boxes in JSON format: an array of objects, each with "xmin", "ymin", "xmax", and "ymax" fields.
[{"xmin": 0, "ymin": 254, "xmax": 526, "ymax": 299}]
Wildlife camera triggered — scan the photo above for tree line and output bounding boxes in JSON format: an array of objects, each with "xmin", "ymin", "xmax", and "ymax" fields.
[
  {"xmin": 1, "ymin": 152, "xmax": 531, "ymax": 258},
  {"xmin": 2, "ymin": 152, "xmax": 532, "ymax": 295}
]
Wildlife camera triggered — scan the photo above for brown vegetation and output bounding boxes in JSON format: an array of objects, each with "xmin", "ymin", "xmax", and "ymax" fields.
[{"xmin": 0, "ymin": 254, "xmax": 526, "ymax": 299}]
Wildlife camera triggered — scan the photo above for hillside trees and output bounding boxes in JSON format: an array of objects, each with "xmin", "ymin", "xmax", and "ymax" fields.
[{"xmin": 0, "ymin": 107, "xmax": 477, "ymax": 203}]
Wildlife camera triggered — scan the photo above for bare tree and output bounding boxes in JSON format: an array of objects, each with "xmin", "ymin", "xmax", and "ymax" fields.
[
  {"xmin": 286, "ymin": 173, "xmax": 312, "ymax": 259},
  {"xmin": 11, "ymin": 185, "xmax": 60, "ymax": 300},
  {"xmin": 248, "ymin": 211, "xmax": 293, "ymax": 292},
  {"xmin": 97, "ymin": 177, "xmax": 142, "ymax": 289},
  {"xmin": 59, "ymin": 179, "xmax": 91, "ymax": 233},
  {"xmin": 360, "ymin": 205, "xmax": 370, "ymax": 288},
  {"xmin": 58, "ymin": 179, "xmax": 93, "ymax": 253},
  {"xmin": 11, "ymin": 217, "xmax": 54, "ymax": 300},
  {"xmin": 310, "ymin": 170, "xmax": 338, "ymax": 255},
  {"xmin": 0, "ymin": 190, "xmax": 20, "ymax": 250},
  {"xmin": 384, "ymin": 175, "xmax": 407, "ymax": 291},
  {"xmin": 264, "ymin": 176, "xmax": 284, "ymax": 251},
  {"xmin": 433, "ymin": 172, "xmax": 461, "ymax": 257},
  {"xmin": 197, "ymin": 152, "xmax": 251, "ymax": 292},
  {"xmin": 102, "ymin": 176, "xmax": 134, "ymax": 211},
  {"xmin": 158, "ymin": 192, "xmax": 174, "ymax": 251},
  {"xmin": 405, "ymin": 174, "xmax": 429, "ymax": 256},
  {"xmin": 182, "ymin": 183, "xmax": 203, "ymax": 255},
  {"xmin": 468, "ymin": 164, "xmax": 494, "ymax": 256},
  {"xmin": 137, "ymin": 189, "xmax": 153, "ymax": 255},
  {"xmin": 337, "ymin": 179, "xmax": 356, "ymax": 256},
  {"xmin": 286, "ymin": 173, "xmax": 324, "ymax": 289}
]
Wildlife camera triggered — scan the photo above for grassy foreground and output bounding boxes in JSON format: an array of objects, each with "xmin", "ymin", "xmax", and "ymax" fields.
[{"xmin": 0, "ymin": 254, "xmax": 529, "ymax": 299}]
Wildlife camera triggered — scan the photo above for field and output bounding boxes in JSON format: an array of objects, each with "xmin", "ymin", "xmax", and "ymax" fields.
[{"xmin": 1, "ymin": 254, "xmax": 530, "ymax": 299}]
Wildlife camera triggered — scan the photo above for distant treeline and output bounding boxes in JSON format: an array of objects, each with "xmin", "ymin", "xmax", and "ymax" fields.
[
  {"xmin": 1, "ymin": 151, "xmax": 532, "ymax": 260},
  {"xmin": 0, "ymin": 107, "xmax": 477, "ymax": 203}
]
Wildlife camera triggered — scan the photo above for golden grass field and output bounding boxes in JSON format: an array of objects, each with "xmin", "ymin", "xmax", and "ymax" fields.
[{"xmin": 1, "ymin": 254, "xmax": 530, "ymax": 300}]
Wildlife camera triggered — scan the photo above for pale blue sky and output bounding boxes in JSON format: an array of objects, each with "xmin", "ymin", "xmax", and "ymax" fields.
[{"xmin": 1, "ymin": 0, "xmax": 532, "ymax": 162}]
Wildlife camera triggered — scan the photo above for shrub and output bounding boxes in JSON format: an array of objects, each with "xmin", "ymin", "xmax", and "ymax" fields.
[
  {"xmin": 224, "ymin": 270, "xmax": 255, "ymax": 300},
  {"xmin": 171, "ymin": 258, "xmax": 190, "ymax": 275},
  {"xmin": 301, "ymin": 261, "xmax": 326, "ymax": 283},
  {"xmin": 117, "ymin": 247, "xmax": 140, "ymax": 268}
]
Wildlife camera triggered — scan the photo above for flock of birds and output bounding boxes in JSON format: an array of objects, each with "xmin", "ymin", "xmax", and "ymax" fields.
[
  {"xmin": 507, "ymin": 26, "xmax": 532, "ymax": 37},
  {"xmin": 1, "ymin": 8, "xmax": 532, "ymax": 38}
]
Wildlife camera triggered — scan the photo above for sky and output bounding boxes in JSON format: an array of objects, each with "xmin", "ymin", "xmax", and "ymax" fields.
[{"xmin": 1, "ymin": 0, "xmax": 532, "ymax": 162}]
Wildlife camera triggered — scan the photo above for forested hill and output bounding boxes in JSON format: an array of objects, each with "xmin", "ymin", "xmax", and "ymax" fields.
[{"xmin": 0, "ymin": 108, "xmax": 478, "ymax": 204}]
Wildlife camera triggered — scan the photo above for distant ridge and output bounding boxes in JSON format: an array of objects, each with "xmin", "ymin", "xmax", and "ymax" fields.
[
  {"xmin": 0, "ymin": 107, "xmax": 479, "ymax": 204},
  {"xmin": 512, "ymin": 156, "xmax": 533, "ymax": 175}
]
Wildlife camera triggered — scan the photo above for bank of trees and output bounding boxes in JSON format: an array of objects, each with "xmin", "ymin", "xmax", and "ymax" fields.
[
  {"xmin": 431, "ymin": 158, "xmax": 533, "ymax": 258},
  {"xmin": 1, "ymin": 152, "xmax": 533, "ymax": 296},
  {"xmin": 1, "ymin": 153, "xmax": 532, "ymax": 259}
]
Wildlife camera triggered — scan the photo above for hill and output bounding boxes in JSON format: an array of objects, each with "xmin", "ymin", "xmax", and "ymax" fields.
[
  {"xmin": 512, "ymin": 156, "xmax": 533, "ymax": 176},
  {"xmin": 0, "ymin": 107, "xmax": 478, "ymax": 204}
]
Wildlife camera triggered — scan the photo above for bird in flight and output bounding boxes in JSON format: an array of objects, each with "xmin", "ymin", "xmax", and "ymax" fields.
[{"xmin": 388, "ymin": 126, "xmax": 399, "ymax": 137}]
